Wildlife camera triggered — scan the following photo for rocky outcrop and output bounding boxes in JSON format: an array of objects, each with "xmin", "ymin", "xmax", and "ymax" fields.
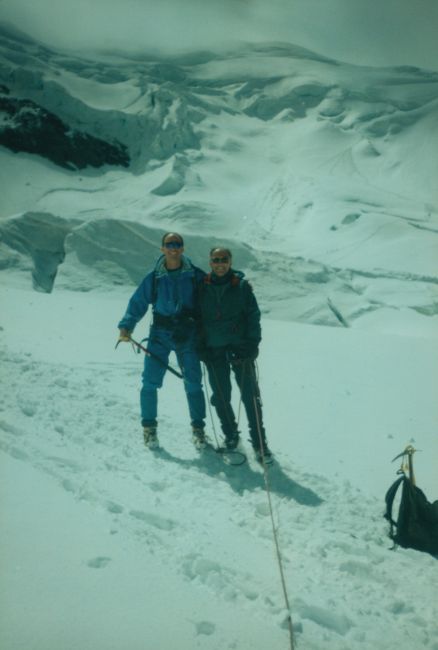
[{"xmin": 0, "ymin": 91, "xmax": 130, "ymax": 170}]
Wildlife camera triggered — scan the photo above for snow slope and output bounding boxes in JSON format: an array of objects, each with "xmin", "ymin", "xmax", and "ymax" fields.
[{"xmin": 1, "ymin": 280, "xmax": 437, "ymax": 650}]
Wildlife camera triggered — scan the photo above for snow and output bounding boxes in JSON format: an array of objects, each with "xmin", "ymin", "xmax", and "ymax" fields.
[
  {"xmin": 1, "ymin": 10, "xmax": 438, "ymax": 650},
  {"xmin": 1, "ymin": 280, "xmax": 437, "ymax": 650}
]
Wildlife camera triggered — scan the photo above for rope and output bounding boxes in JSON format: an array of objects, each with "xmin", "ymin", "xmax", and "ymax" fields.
[
  {"xmin": 202, "ymin": 364, "xmax": 247, "ymax": 466},
  {"xmin": 206, "ymin": 357, "xmax": 295, "ymax": 644},
  {"xmin": 252, "ymin": 365, "xmax": 295, "ymax": 650},
  {"xmin": 235, "ymin": 355, "xmax": 246, "ymax": 427},
  {"xmin": 202, "ymin": 364, "xmax": 221, "ymax": 448}
]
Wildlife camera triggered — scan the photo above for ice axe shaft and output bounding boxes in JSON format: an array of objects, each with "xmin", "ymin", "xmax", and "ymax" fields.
[{"xmin": 115, "ymin": 336, "xmax": 184, "ymax": 379}]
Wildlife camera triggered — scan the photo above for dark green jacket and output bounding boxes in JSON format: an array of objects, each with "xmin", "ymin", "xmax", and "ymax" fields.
[{"xmin": 198, "ymin": 270, "xmax": 261, "ymax": 349}]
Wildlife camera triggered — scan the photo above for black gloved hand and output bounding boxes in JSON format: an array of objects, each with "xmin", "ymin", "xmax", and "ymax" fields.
[{"xmin": 233, "ymin": 341, "xmax": 259, "ymax": 362}]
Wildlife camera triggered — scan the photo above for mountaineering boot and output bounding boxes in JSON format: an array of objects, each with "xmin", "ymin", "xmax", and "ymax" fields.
[
  {"xmin": 143, "ymin": 426, "xmax": 159, "ymax": 449},
  {"xmin": 192, "ymin": 426, "xmax": 206, "ymax": 450},
  {"xmin": 254, "ymin": 441, "xmax": 273, "ymax": 465}
]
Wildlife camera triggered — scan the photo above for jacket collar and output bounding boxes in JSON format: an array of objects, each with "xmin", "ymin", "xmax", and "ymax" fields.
[
  {"xmin": 154, "ymin": 254, "xmax": 193, "ymax": 277},
  {"xmin": 204, "ymin": 270, "xmax": 243, "ymax": 286}
]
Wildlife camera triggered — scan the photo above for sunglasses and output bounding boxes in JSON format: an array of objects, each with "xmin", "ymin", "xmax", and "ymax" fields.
[
  {"xmin": 210, "ymin": 256, "xmax": 230, "ymax": 264},
  {"xmin": 163, "ymin": 241, "xmax": 183, "ymax": 249}
]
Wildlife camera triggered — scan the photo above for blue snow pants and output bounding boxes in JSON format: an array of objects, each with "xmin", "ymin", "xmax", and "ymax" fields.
[{"xmin": 140, "ymin": 326, "xmax": 206, "ymax": 428}]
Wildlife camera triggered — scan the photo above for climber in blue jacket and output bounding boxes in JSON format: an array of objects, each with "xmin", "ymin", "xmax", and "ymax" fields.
[{"xmin": 118, "ymin": 232, "xmax": 206, "ymax": 450}]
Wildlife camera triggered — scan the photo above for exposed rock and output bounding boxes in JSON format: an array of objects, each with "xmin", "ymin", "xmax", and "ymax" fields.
[{"xmin": 0, "ymin": 94, "xmax": 130, "ymax": 170}]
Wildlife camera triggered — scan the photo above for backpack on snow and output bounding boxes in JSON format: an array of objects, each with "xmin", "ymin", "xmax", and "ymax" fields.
[{"xmin": 384, "ymin": 446, "xmax": 438, "ymax": 557}]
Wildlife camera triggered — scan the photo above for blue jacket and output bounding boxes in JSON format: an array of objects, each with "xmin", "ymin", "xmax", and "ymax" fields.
[{"xmin": 118, "ymin": 255, "xmax": 205, "ymax": 332}]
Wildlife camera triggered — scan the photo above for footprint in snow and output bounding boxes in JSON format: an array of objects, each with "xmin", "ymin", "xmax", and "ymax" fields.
[
  {"xmin": 18, "ymin": 401, "xmax": 38, "ymax": 417},
  {"xmin": 195, "ymin": 621, "xmax": 216, "ymax": 636},
  {"xmin": 87, "ymin": 557, "xmax": 112, "ymax": 569},
  {"xmin": 129, "ymin": 509, "xmax": 175, "ymax": 531},
  {"xmin": 106, "ymin": 501, "xmax": 124, "ymax": 514}
]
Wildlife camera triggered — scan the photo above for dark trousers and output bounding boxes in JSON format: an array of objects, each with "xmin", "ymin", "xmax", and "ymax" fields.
[{"xmin": 205, "ymin": 351, "xmax": 266, "ymax": 449}]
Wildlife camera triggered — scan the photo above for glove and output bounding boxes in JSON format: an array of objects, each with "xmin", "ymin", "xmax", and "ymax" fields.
[
  {"xmin": 233, "ymin": 341, "xmax": 259, "ymax": 362},
  {"xmin": 118, "ymin": 328, "xmax": 132, "ymax": 342}
]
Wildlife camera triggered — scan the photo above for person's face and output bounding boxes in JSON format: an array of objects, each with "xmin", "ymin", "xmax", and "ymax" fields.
[
  {"xmin": 161, "ymin": 234, "xmax": 184, "ymax": 266},
  {"xmin": 210, "ymin": 249, "xmax": 231, "ymax": 277}
]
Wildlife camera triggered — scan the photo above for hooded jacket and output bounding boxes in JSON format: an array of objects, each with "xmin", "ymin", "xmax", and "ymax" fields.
[
  {"xmin": 118, "ymin": 255, "xmax": 205, "ymax": 332},
  {"xmin": 198, "ymin": 269, "xmax": 261, "ymax": 349}
]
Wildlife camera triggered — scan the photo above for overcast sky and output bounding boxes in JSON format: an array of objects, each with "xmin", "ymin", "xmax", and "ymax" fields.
[{"xmin": 1, "ymin": 0, "xmax": 438, "ymax": 70}]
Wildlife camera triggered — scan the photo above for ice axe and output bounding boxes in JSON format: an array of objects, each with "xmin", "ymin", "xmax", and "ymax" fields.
[
  {"xmin": 115, "ymin": 336, "xmax": 184, "ymax": 379},
  {"xmin": 392, "ymin": 444, "xmax": 419, "ymax": 486}
]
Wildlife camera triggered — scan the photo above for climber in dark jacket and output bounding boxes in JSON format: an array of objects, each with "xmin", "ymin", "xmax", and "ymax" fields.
[{"xmin": 197, "ymin": 247, "xmax": 272, "ymax": 463}]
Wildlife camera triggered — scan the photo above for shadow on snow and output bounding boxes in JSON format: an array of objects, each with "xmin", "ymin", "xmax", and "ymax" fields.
[{"xmin": 153, "ymin": 446, "xmax": 323, "ymax": 507}]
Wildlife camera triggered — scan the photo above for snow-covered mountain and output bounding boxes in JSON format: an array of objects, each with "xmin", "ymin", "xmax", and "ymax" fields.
[
  {"xmin": 1, "ymin": 16, "xmax": 438, "ymax": 650},
  {"xmin": 1, "ymin": 22, "xmax": 437, "ymax": 331}
]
